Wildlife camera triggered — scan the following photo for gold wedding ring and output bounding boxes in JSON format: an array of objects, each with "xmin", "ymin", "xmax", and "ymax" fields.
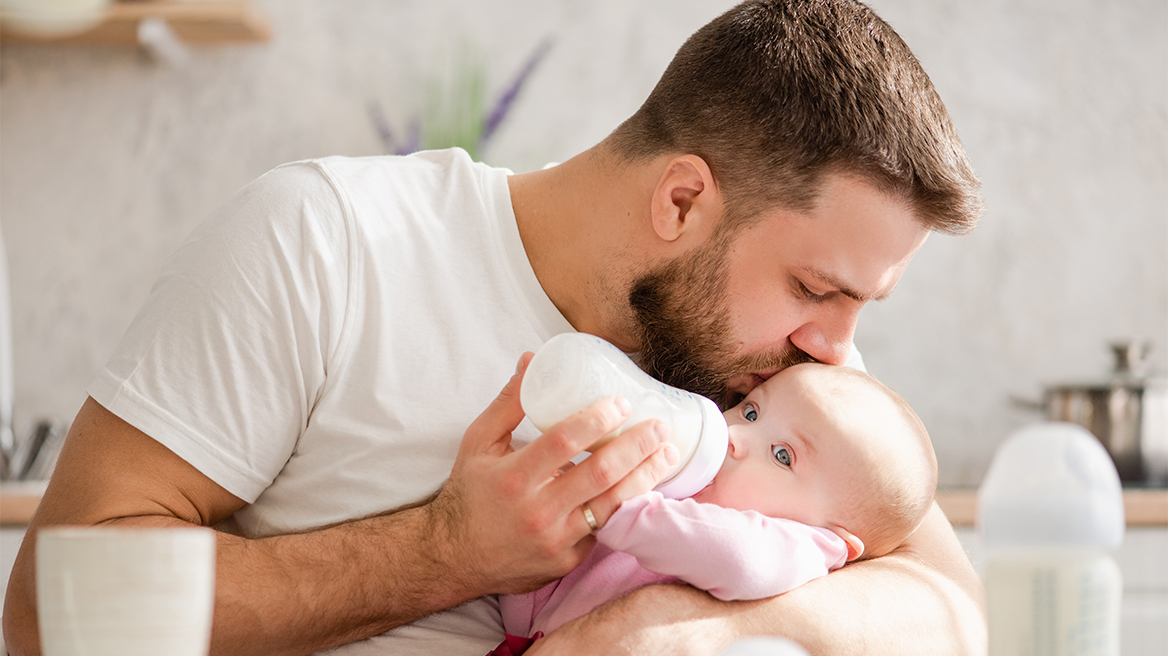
[{"xmin": 582, "ymin": 503, "xmax": 600, "ymax": 531}]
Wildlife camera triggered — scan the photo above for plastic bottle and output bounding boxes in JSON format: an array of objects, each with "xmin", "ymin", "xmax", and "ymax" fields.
[
  {"xmin": 520, "ymin": 332, "xmax": 729, "ymax": 499},
  {"xmin": 978, "ymin": 422, "xmax": 1125, "ymax": 656}
]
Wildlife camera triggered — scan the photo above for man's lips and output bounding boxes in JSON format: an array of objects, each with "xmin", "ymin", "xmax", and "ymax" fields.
[
  {"xmin": 756, "ymin": 369, "xmax": 781, "ymax": 382},
  {"xmin": 726, "ymin": 369, "xmax": 781, "ymax": 396}
]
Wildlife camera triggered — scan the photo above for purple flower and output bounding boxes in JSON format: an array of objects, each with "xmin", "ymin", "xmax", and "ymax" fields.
[
  {"xmin": 367, "ymin": 100, "xmax": 421, "ymax": 157},
  {"xmin": 369, "ymin": 37, "xmax": 554, "ymax": 161},
  {"xmin": 479, "ymin": 37, "xmax": 554, "ymax": 153}
]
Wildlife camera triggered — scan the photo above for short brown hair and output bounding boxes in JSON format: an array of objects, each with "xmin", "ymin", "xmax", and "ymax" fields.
[{"xmin": 608, "ymin": 0, "xmax": 982, "ymax": 235}]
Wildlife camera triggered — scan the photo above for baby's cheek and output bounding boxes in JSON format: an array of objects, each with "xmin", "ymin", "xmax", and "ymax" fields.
[{"xmin": 690, "ymin": 484, "xmax": 718, "ymax": 505}]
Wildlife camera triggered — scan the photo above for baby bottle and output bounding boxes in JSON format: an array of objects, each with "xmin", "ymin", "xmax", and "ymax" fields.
[
  {"xmin": 520, "ymin": 332, "xmax": 729, "ymax": 499},
  {"xmin": 978, "ymin": 422, "xmax": 1124, "ymax": 656}
]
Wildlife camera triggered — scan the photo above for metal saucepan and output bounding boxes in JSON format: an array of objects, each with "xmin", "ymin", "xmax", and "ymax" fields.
[{"xmin": 1038, "ymin": 341, "xmax": 1168, "ymax": 486}]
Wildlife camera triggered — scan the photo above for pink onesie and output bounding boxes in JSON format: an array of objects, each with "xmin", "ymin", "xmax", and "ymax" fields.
[{"xmin": 499, "ymin": 491, "xmax": 849, "ymax": 638}]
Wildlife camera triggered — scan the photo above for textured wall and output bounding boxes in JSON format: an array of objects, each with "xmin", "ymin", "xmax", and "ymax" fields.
[
  {"xmin": 1, "ymin": 0, "xmax": 1165, "ymax": 486},
  {"xmin": 863, "ymin": 0, "xmax": 1168, "ymax": 484}
]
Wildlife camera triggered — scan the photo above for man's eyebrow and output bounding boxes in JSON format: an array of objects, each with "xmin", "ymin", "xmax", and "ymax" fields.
[{"xmin": 799, "ymin": 267, "xmax": 893, "ymax": 302}]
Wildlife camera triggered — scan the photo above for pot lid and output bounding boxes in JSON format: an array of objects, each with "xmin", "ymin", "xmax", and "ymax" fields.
[{"xmin": 1045, "ymin": 340, "xmax": 1166, "ymax": 391}]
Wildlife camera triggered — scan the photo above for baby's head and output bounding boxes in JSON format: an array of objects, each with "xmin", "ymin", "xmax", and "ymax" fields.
[{"xmin": 691, "ymin": 363, "xmax": 937, "ymax": 562}]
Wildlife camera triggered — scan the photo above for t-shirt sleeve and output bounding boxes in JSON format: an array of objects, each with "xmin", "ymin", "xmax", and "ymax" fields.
[
  {"xmin": 596, "ymin": 491, "xmax": 849, "ymax": 601},
  {"xmin": 88, "ymin": 161, "xmax": 352, "ymax": 503}
]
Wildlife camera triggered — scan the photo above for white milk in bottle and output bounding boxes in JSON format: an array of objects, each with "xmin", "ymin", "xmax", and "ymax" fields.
[
  {"xmin": 979, "ymin": 422, "xmax": 1125, "ymax": 656},
  {"xmin": 520, "ymin": 332, "xmax": 728, "ymax": 499}
]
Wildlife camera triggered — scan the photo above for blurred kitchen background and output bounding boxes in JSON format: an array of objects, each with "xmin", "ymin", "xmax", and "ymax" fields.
[
  {"xmin": 0, "ymin": 0, "xmax": 1165, "ymax": 649},
  {"xmin": 2, "ymin": 0, "xmax": 1164, "ymax": 489}
]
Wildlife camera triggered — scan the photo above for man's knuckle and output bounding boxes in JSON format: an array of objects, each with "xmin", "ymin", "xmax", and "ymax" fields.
[
  {"xmin": 518, "ymin": 513, "xmax": 543, "ymax": 539},
  {"xmin": 536, "ymin": 531, "xmax": 571, "ymax": 561},
  {"xmin": 554, "ymin": 551, "xmax": 580, "ymax": 574},
  {"xmin": 546, "ymin": 427, "xmax": 579, "ymax": 456},
  {"xmin": 585, "ymin": 403, "xmax": 621, "ymax": 436},
  {"xmin": 498, "ymin": 473, "xmax": 526, "ymax": 500},
  {"xmin": 655, "ymin": 448, "xmax": 675, "ymax": 473},
  {"xmin": 638, "ymin": 426, "xmax": 663, "ymax": 455},
  {"xmin": 589, "ymin": 454, "xmax": 620, "ymax": 488}
]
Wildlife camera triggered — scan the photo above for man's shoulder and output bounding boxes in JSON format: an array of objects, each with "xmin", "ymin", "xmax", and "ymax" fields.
[
  {"xmin": 303, "ymin": 148, "xmax": 500, "ymax": 186},
  {"xmin": 283, "ymin": 149, "xmax": 507, "ymax": 217}
]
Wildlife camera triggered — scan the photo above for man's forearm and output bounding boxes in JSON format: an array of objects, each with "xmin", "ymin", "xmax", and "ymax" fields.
[
  {"xmin": 730, "ymin": 503, "xmax": 985, "ymax": 655},
  {"xmin": 209, "ymin": 503, "xmax": 476, "ymax": 656},
  {"xmin": 4, "ymin": 502, "xmax": 478, "ymax": 656},
  {"xmin": 2, "ymin": 397, "xmax": 490, "ymax": 656},
  {"xmin": 534, "ymin": 503, "xmax": 986, "ymax": 656},
  {"xmin": 726, "ymin": 544, "xmax": 983, "ymax": 654}
]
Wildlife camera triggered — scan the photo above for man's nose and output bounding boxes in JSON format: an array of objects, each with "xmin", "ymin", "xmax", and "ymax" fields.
[{"xmin": 788, "ymin": 308, "xmax": 860, "ymax": 366}]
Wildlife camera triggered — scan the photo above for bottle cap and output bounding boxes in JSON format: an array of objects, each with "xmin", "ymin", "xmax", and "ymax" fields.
[
  {"xmin": 978, "ymin": 422, "xmax": 1124, "ymax": 552},
  {"xmin": 655, "ymin": 395, "xmax": 728, "ymax": 499}
]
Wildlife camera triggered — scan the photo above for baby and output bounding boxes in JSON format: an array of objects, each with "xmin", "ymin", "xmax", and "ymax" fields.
[{"xmin": 495, "ymin": 362, "xmax": 938, "ymax": 648}]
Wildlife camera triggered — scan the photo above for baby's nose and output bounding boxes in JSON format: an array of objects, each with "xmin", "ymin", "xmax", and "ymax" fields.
[{"xmin": 727, "ymin": 430, "xmax": 748, "ymax": 460}]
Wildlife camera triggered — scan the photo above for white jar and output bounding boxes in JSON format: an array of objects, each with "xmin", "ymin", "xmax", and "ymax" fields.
[
  {"xmin": 520, "ymin": 332, "xmax": 728, "ymax": 499},
  {"xmin": 978, "ymin": 422, "xmax": 1125, "ymax": 656}
]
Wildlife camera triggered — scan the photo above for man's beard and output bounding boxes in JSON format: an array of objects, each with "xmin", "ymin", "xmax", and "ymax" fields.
[{"xmin": 628, "ymin": 234, "xmax": 813, "ymax": 410}]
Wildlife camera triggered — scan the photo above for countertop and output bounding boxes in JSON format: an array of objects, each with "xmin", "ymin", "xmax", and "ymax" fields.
[
  {"xmin": 3, "ymin": 481, "xmax": 1167, "ymax": 527},
  {"xmin": 936, "ymin": 487, "xmax": 1168, "ymax": 526},
  {"xmin": 0, "ymin": 481, "xmax": 47, "ymax": 526}
]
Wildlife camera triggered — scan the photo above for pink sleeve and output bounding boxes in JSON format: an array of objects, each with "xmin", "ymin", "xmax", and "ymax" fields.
[{"xmin": 595, "ymin": 491, "xmax": 848, "ymax": 601}]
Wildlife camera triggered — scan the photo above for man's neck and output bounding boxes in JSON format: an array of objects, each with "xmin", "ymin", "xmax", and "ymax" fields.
[{"xmin": 507, "ymin": 146, "xmax": 661, "ymax": 352}]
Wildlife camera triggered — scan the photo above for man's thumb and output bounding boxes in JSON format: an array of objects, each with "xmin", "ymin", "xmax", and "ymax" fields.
[{"xmin": 460, "ymin": 352, "xmax": 534, "ymax": 457}]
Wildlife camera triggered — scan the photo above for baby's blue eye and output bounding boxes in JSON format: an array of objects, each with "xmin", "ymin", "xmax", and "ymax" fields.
[
  {"xmin": 743, "ymin": 406, "xmax": 758, "ymax": 422},
  {"xmin": 772, "ymin": 445, "xmax": 792, "ymax": 467}
]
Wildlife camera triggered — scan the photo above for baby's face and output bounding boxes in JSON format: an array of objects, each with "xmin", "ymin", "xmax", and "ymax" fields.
[{"xmin": 690, "ymin": 364, "xmax": 869, "ymax": 531}]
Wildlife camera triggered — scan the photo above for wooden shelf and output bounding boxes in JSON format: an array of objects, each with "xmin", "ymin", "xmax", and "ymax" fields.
[
  {"xmin": 1, "ymin": 1, "xmax": 270, "ymax": 44},
  {"xmin": 937, "ymin": 488, "xmax": 1168, "ymax": 527}
]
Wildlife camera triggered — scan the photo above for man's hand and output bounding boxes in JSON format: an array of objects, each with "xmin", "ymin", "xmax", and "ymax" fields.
[{"xmin": 426, "ymin": 352, "xmax": 680, "ymax": 597}]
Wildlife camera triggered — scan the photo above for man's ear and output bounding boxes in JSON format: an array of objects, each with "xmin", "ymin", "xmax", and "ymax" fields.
[
  {"xmin": 650, "ymin": 155, "xmax": 720, "ymax": 242},
  {"xmin": 831, "ymin": 527, "xmax": 865, "ymax": 562}
]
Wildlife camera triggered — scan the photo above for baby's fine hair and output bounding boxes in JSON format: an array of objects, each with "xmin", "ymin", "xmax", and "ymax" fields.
[{"xmin": 831, "ymin": 368, "xmax": 938, "ymax": 561}]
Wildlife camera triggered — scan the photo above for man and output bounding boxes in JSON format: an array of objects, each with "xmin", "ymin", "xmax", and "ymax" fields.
[{"xmin": 4, "ymin": 1, "xmax": 983, "ymax": 654}]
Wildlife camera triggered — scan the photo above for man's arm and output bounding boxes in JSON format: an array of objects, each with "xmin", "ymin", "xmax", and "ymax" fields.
[
  {"xmin": 4, "ymin": 398, "xmax": 479, "ymax": 656},
  {"xmin": 533, "ymin": 503, "xmax": 985, "ymax": 656},
  {"xmin": 3, "ymin": 362, "xmax": 677, "ymax": 656}
]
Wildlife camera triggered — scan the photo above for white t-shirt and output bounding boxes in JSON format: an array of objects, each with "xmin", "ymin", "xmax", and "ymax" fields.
[
  {"xmin": 89, "ymin": 147, "xmax": 868, "ymax": 655},
  {"xmin": 89, "ymin": 148, "xmax": 573, "ymax": 655}
]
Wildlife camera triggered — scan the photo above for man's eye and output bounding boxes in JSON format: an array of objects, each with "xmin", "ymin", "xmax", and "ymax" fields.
[
  {"xmin": 772, "ymin": 444, "xmax": 792, "ymax": 467},
  {"xmin": 743, "ymin": 406, "xmax": 758, "ymax": 422},
  {"xmin": 795, "ymin": 280, "xmax": 828, "ymax": 303}
]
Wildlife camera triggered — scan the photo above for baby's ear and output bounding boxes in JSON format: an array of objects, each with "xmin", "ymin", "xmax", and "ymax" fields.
[{"xmin": 831, "ymin": 527, "xmax": 865, "ymax": 562}]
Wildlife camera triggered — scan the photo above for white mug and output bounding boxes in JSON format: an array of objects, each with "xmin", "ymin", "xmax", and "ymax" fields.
[{"xmin": 36, "ymin": 526, "xmax": 216, "ymax": 656}]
